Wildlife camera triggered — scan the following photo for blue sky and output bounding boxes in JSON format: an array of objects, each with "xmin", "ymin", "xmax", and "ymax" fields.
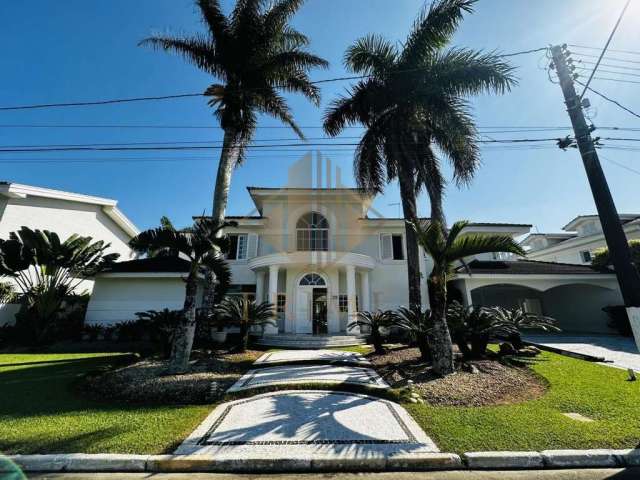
[{"xmin": 1, "ymin": 0, "xmax": 639, "ymax": 232}]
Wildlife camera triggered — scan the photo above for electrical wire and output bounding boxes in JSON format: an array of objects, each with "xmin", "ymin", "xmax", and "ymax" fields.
[
  {"xmin": 0, "ymin": 47, "xmax": 547, "ymax": 112},
  {"xmin": 578, "ymin": 0, "xmax": 631, "ymax": 99}
]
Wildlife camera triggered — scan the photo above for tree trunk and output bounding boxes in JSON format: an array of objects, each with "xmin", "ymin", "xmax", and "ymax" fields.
[
  {"xmin": 167, "ymin": 270, "xmax": 199, "ymax": 374},
  {"xmin": 397, "ymin": 168, "xmax": 422, "ymax": 312},
  {"xmin": 202, "ymin": 129, "xmax": 242, "ymax": 311},
  {"xmin": 427, "ymin": 265, "xmax": 455, "ymax": 376},
  {"xmin": 371, "ymin": 326, "xmax": 385, "ymax": 354}
]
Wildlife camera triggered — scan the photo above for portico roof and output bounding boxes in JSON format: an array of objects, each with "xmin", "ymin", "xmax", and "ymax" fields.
[{"xmin": 454, "ymin": 259, "xmax": 613, "ymax": 276}]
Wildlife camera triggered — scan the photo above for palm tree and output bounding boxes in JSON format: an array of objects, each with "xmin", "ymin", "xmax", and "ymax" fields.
[
  {"xmin": 0, "ymin": 227, "xmax": 118, "ymax": 344},
  {"xmin": 140, "ymin": 0, "xmax": 328, "ymax": 225},
  {"xmin": 323, "ymin": 0, "xmax": 516, "ymax": 311},
  {"xmin": 130, "ymin": 217, "xmax": 232, "ymax": 374},
  {"xmin": 412, "ymin": 220, "xmax": 525, "ymax": 375},
  {"xmin": 216, "ymin": 296, "xmax": 276, "ymax": 352},
  {"xmin": 349, "ymin": 310, "xmax": 394, "ymax": 354}
]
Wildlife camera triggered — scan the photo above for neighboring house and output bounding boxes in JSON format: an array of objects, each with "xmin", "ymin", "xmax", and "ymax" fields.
[
  {"xmin": 0, "ymin": 181, "xmax": 139, "ymax": 324},
  {"xmin": 87, "ymin": 187, "xmax": 627, "ymax": 335},
  {"xmin": 521, "ymin": 214, "xmax": 640, "ymax": 265}
]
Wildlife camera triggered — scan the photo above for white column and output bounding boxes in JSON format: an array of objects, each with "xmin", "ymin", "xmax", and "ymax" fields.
[
  {"xmin": 266, "ymin": 265, "xmax": 279, "ymax": 334},
  {"xmin": 346, "ymin": 264, "xmax": 359, "ymax": 334},
  {"xmin": 255, "ymin": 270, "xmax": 265, "ymax": 303},
  {"xmin": 361, "ymin": 270, "xmax": 371, "ymax": 312}
]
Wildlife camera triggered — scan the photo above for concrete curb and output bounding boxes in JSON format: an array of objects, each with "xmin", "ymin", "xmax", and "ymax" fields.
[{"xmin": 4, "ymin": 449, "xmax": 640, "ymax": 473}]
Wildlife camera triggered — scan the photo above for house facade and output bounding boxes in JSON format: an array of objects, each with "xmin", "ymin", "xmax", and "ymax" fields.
[
  {"xmin": 86, "ymin": 187, "xmax": 627, "ymax": 335},
  {"xmin": 0, "ymin": 182, "xmax": 139, "ymax": 324},
  {"xmin": 521, "ymin": 214, "xmax": 640, "ymax": 265}
]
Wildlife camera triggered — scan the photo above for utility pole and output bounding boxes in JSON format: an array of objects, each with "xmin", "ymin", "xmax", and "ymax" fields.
[{"xmin": 551, "ymin": 44, "xmax": 640, "ymax": 348}]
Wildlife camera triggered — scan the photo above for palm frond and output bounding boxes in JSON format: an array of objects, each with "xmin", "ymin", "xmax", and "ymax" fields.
[
  {"xmin": 344, "ymin": 34, "xmax": 398, "ymax": 75},
  {"xmin": 400, "ymin": 0, "xmax": 476, "ymax": 66},
  {"xmin": 446, "ymin": 232, "xmax": 526, "ymax": 263},
  {"xmin": 138, "ymin": 35, "xmax": 224, "ymax": 78},
  {"xmin": 196, "ymin": 0, "xmax": 230, "ymax": 42}
]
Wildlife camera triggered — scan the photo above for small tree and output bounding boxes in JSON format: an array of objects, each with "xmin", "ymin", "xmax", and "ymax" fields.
[
  {"xmin": 216, "ymin": 296, "xmax": 276, "ymax": 352},
  {"xmin": 0, "ymin": 227, "xmax": 118, "ymax": 344},
  {"xmin": 130, "ymin": 217, "xmax": 231, "ymax": 373},
  {"xmin": 349, "ymin": 310, "xmax": 394, "ymax": 354},
  {"xmin": 135, "ymin": 309, "xmax": 184, "ymax": 358},
  {"xmin": 389, "ymin": 306, "xmax": 433, "ymax": 361},
  {"xmin": 412, "ymin": 220, "xmax": 526, "ymax": 375},
  {"xmin": 592, "ymin": 240, "xmax": 640, "ymax": 270}
]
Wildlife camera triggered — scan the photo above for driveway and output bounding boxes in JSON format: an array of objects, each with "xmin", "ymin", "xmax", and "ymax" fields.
[{"xmin": 524, "ymin": 334, "xmax": 640, "ymax": 371}]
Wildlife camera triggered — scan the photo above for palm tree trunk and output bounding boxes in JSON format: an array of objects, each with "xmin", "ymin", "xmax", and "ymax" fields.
[
  {"xmin": 202, "ymin": 129, "xmax": 241, "ymax": 311},
  {"xmin": 167, "ymin": 270, "xmax": 199, "ymax": 374},
  {"xmin": 427, "ymin": 265, "xmax": 455, "ymax": 376},
  {"xmin": 397, "ymin": 168, "xmax": 422, "ymax": 312}
]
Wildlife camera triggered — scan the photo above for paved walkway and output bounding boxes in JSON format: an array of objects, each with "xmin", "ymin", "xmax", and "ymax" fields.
[
  {"xmin": 524, "ymin": 334, "xmax": 640, "ymax": 371},
  {"xmin": 177, "ymin": 349, "xmax": 438, "ymax": 460}
]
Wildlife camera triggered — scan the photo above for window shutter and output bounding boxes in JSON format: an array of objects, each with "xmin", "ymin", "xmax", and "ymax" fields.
[
  {"xmin": 247, "ymin": 234, "xmax": 259, "ymax": 258},
  {"xmin": 380, "ymin": 234, "xmax": 392, "ymax": 260}
]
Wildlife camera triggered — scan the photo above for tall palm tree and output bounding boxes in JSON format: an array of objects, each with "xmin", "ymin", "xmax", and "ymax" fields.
[
  {"xmin": 412, "ymin": 219, "xmax": 525, "ymax": 375},
  {"xmin": 130, "ymin": 217, "xmax": 232, "ymax": 374},
  {"xmin": 140, "ymin": 0, "xmax": 328, "ymax": 225},
  {"xmin": 323, "ymin": 0, "xmax": 516, "ymax": 312}
]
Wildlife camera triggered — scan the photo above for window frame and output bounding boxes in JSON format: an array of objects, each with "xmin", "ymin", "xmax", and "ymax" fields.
[
  {"xmin": 380, "ymin": 233, "xmax": 404, "ymax": 261},
  {"xmin": 227, "ymin": 233, "xmax": 248, "ymax": 261},
  {"xmin": 296, "ymin": 212, "xmax": 329, "ymax": 252}
]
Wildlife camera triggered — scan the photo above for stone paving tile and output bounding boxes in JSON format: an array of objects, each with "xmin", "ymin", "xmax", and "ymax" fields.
[
  {"xmin": 227, "ymin": 364, "xmax": 388, "ymax": 393},
  {"xmin": 524, "ymin": 334, "xmax": 640, "ymax": 371},
  {"xmin": 253, "ymin": 349, "xmax": 370, "ymax": 367},
  {"xmin": 175, "ymin": 390, "xmax": 438, "ymax": 457}
]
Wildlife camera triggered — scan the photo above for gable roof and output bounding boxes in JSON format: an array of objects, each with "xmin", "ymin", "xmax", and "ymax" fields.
[
  {"xmin": 455, "ymin": 259, "xmax": 613, "ymax": 276},
  {"xmin": 103, "ymin": 256, "xmax": 190, "ymax": 274},
  {"xmin": 0, "ymin": 182, "xmax": 139, "ymax": 237}
]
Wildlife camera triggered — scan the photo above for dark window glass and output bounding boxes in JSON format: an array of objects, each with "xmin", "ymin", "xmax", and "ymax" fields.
[
  {"xmin": 227, "ymin": 235, "xmax": 238, "ymax": 260},
  {"xmin": 392, "ymin": 235, "xmax": 404, "ymax": 260}
]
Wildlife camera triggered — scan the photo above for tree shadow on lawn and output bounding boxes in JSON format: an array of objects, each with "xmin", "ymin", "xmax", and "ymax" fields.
[
  {"xmin": 0, "ymin": 426, "xmax": 129, "ymax": 455},
  {"xmin": 0, "ymin": 355, "xmax": 151, "ymax": 418}
]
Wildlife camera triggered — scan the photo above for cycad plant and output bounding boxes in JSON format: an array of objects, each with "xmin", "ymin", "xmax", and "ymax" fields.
[
  {"xmin": 216, "ymin": 296, "xmax": 276, "ymax": 352},
  {"xmin": 390, "ymin": 306, "xmax": 434, "ymax": 361},
  {"xmin": 349, "ymin": 310, "xmax": 394, "ymax": 354},
  {"xmin": 323, "ymin": 0, "xmax": 516, "ymax": 311},
  {"xmin": 486, "ymin": 306, "xmax": 559, "ymax": 350},
  {"xmin": 135, "ymin": 308, "xmax": 184, "ymax": 358},
  {"xmin": 130, "ymin": 217, "xmax": 231, "ymax": 373},
  {"xmin": 412, "ymin": 220, "xmax": 526, "ymax": 375}
]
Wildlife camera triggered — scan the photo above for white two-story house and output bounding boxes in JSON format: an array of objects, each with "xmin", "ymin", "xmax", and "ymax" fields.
[{"xmin": 87, "ymin": 186, "xmax": 625, "ymax": 336}]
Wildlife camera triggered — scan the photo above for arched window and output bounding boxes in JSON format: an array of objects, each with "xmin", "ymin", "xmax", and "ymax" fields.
[
  {"xmin": 299, "ymin": 273, "xmax": 326, "ymax": 286},
  {"xmin": 296, "ymin": 212, "xmax": 329, "ymax": 251}
]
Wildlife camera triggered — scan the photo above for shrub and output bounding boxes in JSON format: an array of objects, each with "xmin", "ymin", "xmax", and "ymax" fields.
[
  {"xmin": 135, "ymin": 309, "xmax": 183, "ymax": 358},
  {"xmin": 216, "ymin": 296, "xmax": 275, "ymax": 352},
  {"xmin": 602, "ymin": 305, "xmax": 632, "ymax": 336},
  {"xmin": 349, "ymin": 310, "xmax": 394, "ymax": 354},
  {"xmin": 592, "ymin": 239, "xmax": 640, "ymax": 270},
  {"xmin": 389, "ymin": 307, "xmax": 433, "ymax": 361}
]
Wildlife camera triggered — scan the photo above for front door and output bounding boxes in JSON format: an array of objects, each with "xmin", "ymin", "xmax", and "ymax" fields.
[
  {"xmin": 312, "ymin": 288, "xmax": 328, "ymax": 335},
  {"xmin": 295, "ymin": 287, "xmax": 313, "ymax": 333}
]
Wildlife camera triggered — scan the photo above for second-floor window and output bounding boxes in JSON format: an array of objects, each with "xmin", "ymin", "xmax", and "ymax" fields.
[
  {"xmin": 227, "ymin": 233, "xmax": 248, "ymax": 260},
  {"xmin": 296, "ymin": 212, "xmax": 329, "ymax": 251},
  {"xmin": 380, "ymin": 233, "xmax": 404, "ymax": 260},
  {"xmin": 580, "ymin": 250, "xmax": 593, "ymax": 263}
]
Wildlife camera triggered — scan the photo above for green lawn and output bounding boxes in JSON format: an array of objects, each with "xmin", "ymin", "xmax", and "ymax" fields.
[
  {"xmin": 407, "ymin": 351, "xmax": 640, "ymax": 453},
  {"xmin": 0, "ymin": 353, "xmax": 213, "ymax": 454}
]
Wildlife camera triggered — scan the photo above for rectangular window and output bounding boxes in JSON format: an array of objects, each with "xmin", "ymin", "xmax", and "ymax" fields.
[
  {"xmin": 338, "ymin": 295, "xmax": 348, "ymax": 313},
  {"xmin": 392, "ymin": 234, "xmax": 404, "ymax": 260},
  {"xmin": 338, "ymin": 295, "xmax": 359, "ymax": 312},
  {"xmin": 277, "ymin": 294, "xmax": 286, "ymax": 313},
  {"xmin": 227, "ymin": 234, "xmax": 248, "ymax": 260},
  {"xmin": 580, "ymin": 250, "xmax": 592, "ymax": 263},
  {"xmin": 380, "ymin": 234, "xmax": 404, "ymax": 260}
]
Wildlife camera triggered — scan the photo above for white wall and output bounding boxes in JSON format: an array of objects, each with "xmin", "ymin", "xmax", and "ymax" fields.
[
  {"xmin": 0, "ymin": 196, "xmax": 136, "ymax": 261},
  {"xmin": 85, "ymin": 276, "xmax": 187, "ymax": 325}
]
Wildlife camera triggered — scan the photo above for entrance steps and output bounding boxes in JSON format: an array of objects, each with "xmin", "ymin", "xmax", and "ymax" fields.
[{"xmin": 254, "ymin": 333, "xmax": 368, "ymax": 349}]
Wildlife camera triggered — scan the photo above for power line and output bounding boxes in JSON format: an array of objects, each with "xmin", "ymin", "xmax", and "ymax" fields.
[
  {"xmin": 569, "ymin": 44, "xmax": 640, "ymax": 57},
  {"xmin": 574, "ymin": 59, "xmax": 640, "ymax": 72},
  {"xmin": 571, "ymin": 52, "xmax": 640, "ymax": 66},
  {"xmin": 578, "ymin": 74, "xmax": 640, "ymax": 85},
  {"xmin": 0, "ymin": 47, "xmax": 547, "ymax": 112},
  {"xmin": 574, "ymin": 66, "xmax": 640, "ymax": 78},
  {"xmin": 578, "ymin": 0, "xmax": 631, "ymax": 99},
  {"xmin": 576, "ymin": 79, "xmax": 640, "ymax": 120},
  {"xmin": 600, "ymin": 154, "xmax": 640, "ymax": 176}
]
